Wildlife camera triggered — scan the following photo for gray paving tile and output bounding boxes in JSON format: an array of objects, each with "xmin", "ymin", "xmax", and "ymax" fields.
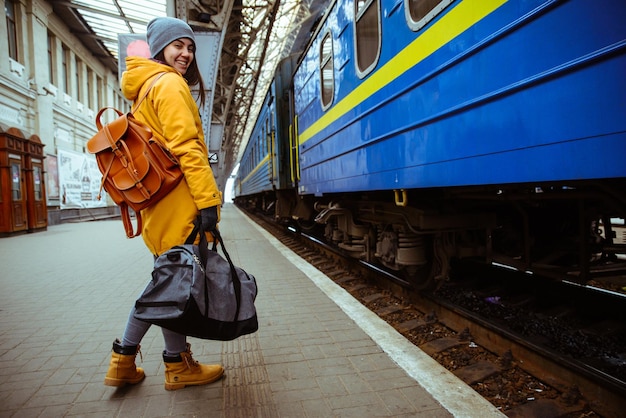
[{"xmin": 0, "ymin": 204, "xmax": 499, "ymax": 417}]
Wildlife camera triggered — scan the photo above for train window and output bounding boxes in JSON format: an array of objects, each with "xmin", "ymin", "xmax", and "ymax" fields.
[
  {"xmin": 405, "ymin": 0, "xmax": 453, "ymax": 31},
  {"xmin": 354, "ymin": 0, "xmax": 381, "ymax": 78},
  {"xmin": 320, "ymin": 32, "xmax": 334, "ymax": 109}
]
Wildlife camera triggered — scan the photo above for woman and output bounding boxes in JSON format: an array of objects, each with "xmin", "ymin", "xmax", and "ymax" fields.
[{"xmin": 104, "ymin": 17, "xmax": 223, "ymax": 391}]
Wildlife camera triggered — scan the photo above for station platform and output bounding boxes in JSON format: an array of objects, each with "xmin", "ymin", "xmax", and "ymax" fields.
[{"xmin": 0, "ymin": 204, "xmax": 505, "ymax": 417}]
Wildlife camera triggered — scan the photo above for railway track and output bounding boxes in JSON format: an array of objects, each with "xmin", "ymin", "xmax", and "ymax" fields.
[{"xmin": 242, "ymin": 208, "xmax": 626, "ymax": 418}]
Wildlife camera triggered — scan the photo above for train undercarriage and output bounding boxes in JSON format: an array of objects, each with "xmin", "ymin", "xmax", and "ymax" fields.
[{"xmin": 236, "ymin": 180, "xmax": 626, "ymax": 290}]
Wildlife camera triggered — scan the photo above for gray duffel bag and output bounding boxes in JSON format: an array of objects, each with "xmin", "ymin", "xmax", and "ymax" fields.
[{"xmin": 134, "ymin": 222, "xmax": 258, "ymax": 341}]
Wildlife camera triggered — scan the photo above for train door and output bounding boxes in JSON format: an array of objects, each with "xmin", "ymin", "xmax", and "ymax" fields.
[
  {"xmin": 267, "ymin": 116, "xmax": 275, "ymax": 186},
  {"xmin": 288, "ymin": 87, "xmax": 300, "ymax": 189}
]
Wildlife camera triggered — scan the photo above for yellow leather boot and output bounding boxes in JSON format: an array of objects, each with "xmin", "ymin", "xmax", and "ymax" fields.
[
  {"xmin": 163, "ymin": 343, "xmax": 224, "ymax": 390},
  {"xmin": 104, "ymin": 339, "xmax": 145, "ymax": 387}
]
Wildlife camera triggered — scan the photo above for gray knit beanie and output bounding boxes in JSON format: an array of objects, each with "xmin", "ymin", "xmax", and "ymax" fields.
[{"xmin": 146, "ymin": 17, "xmax": 196, "ymax": 58}]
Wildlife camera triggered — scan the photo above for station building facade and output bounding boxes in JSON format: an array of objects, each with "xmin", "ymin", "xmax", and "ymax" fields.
[{"xmin": 0, "ymin": 0, "xmax": 126, "ymax": 234}]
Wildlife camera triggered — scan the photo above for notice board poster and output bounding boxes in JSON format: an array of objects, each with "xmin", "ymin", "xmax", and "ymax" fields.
[{"xmin": 57, "ymin": 149, "xmax": 107, "ymax": 209}]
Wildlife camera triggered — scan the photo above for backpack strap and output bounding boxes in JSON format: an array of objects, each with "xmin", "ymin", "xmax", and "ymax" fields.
[
  {"xmin": 120, "ymin": 203, "xmax": 142, "ymax": 238},
  {"xmin": 132, "ymin": 72, "xmax": 166, "ymax": 114}
]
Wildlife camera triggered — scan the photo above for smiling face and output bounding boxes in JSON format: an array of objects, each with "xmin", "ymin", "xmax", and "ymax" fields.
[{"xmin": 163, "ymin": 38, "xmax": 195, "ymax": 75}]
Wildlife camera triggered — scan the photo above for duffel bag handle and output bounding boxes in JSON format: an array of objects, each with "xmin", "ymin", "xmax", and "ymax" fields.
[{"xmin": 186, "ymin": 219, "xmax": 243, "ymax": 322}]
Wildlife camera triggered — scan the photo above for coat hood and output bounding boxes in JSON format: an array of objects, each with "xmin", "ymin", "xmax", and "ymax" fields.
[{"xmin": 121, "ymin": 56, "xmax": 179, "ymax": 101}]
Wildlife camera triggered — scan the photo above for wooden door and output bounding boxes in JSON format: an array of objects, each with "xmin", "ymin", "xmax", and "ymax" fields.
[{"xmin": 9, "ymin": 155, "xmax": 28, "ymax": 232}]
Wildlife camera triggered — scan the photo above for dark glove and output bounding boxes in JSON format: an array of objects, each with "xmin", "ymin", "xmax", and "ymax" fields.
[{"xmin": 199, "ymin": 206, "xmax": 218, "ymax": 232}]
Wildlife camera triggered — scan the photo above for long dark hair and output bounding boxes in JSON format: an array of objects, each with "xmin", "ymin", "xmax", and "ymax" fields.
[{"xmin": 154, "ymin": 48, "xmax": 206, "ymax": 108}]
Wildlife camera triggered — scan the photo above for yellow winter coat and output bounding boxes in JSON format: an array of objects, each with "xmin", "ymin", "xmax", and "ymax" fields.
[{"xmin": 121, "ymin": 57, "xmax": 221, "ymax": 255}]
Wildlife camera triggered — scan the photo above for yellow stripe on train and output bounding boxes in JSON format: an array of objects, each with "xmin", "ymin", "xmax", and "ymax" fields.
[
  {"xmin": 242, "ymin": 154, "xmax": 270, "ymax": 184},
  {"xmin": 298, "ymin": 0, "xmax": 507, "ymax": 145}
]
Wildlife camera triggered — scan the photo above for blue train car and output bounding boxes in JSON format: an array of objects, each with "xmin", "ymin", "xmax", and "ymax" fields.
[
  {"xmin": 236, "ymin": 56, "xmax": 298, "ymax": 214},
  {"xmin": 236, "ymin": 88, "xmax": 274, "ymax": 198},
  {"xmin": 294, "ymin": 0, "xmax": 626, "ymax": 194},
  {"xmin": 238, "ymin": 0, "xmax": 626, "ymax": 288}
]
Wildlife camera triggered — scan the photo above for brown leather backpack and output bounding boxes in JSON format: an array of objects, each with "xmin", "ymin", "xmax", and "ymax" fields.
[{"xmin": 87, "ymin": 73, "xmax": 183, "ymax": 238}]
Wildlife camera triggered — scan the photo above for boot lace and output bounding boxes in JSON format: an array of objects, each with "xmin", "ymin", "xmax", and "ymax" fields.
[{"xmin": 183, "ymin": 344, "xmax": 200, "ymax": 369}]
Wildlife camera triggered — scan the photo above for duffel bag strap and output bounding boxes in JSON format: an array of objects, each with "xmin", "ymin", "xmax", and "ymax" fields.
[
  {"xmin": 187, "ymin": 218, "xmax": 244, "ymax": 322},
  {"xmin": 209, "ymin": 229, "xmax": 243, "ymax": 322}
]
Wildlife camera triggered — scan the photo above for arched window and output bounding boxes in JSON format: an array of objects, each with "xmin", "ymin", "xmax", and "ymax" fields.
[
  {"xmin": 405, "ymin": 0, "xmax": 453, "ymax": 31},
  {"xmin": 354, "ymin": 0, "xmax": 381, "ymax": 78},
  {"xmin": 320, "ymin": 32, "xmax": 334, "ymax": 109}
]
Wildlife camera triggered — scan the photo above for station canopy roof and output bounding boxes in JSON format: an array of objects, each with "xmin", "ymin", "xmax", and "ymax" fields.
[
  {"xmin": 49, "ymin": 0, "xmax": 327, "ymax": 183},
  {"xmin": 60, "ymin": 0, "xmax": 168, "ymax": 61}
]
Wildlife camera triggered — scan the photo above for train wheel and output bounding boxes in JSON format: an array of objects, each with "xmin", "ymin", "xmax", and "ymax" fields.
[
  {"xmin": 404, "ymin": 233, "xmax": 451, "ymax": 291},
  {"xmin": 296, "ymin": 218, "xmax": 318, "ymax": 231},
  {"xmin": 403, "ymin": 262, "xmax": 436, "ymax": 291}
]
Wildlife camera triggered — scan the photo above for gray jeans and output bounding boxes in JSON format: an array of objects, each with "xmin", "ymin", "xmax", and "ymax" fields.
[{"xmin": 122, "ymin": 307, "xmax": 187, "ymax": 356}]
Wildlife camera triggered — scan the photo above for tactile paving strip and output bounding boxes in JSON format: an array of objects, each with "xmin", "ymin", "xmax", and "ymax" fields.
[{"xmin": 222, "ymin": 332, "xmax": 278, "ymax": 417}]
